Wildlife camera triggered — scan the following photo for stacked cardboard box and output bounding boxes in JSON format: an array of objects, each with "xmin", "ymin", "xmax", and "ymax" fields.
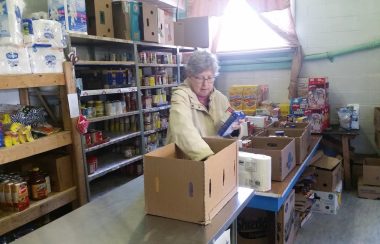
[
  {"xmin": 358, "ymin": 158, "xmax": 380, "ymax": 199},
  {"xmin": 375, "ymin": 108, "xmax": 380, "ymax": 149},
  {"xmin": 306, "ymin": 78, "xmax": 330, "ymax": 133}
]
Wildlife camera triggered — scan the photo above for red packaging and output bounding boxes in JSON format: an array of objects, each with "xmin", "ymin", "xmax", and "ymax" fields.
[
  {"xmin": 12, "ymin": 182, "xmax": 30, "ymax": 212},
  {"xmin": 308, "ymin": 77, "xmax": 329, "ymax": 109},
  {"xmin": 91, "ymin": 130, "xmax": 103, "ymax": 144},
  {"xmin": 85, "ymin": 133, "xmax": 92, "ymax": 146},
  {"xmin": 87, "ymin": 156, "xmax": 98, "ymax": 175},
  {"xmin": 307, "ymin": 106, "xmax": 330, "ymax": 133}
]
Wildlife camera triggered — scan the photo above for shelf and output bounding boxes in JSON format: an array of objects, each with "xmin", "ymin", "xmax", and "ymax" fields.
[
  {"xmin": 0, "ymin": 187, "xmax": 77, "ymax": 236},
  {"xmin": 76, "ymin": 61, "xmax": 135, "ymax": 66},
  {"xmin": 140, "ymin": 84, "xmax": 178, "ymax": 89},
  {"xmin": 0, "ymin": 73, "xmax": 65, "ymax": 90},
  {"xmin": 69, "ymin": 33, "xmax": 134, "ymax": 45},
  {"xmin": 0, "ymin": 131, "xmax": 72, "ymax": 165},
  {"xmin": 80, "ymin": 87, "xmax": 138, "ymax": 97},
  {"xmin": 138, "ymin": 63, "xmax": 178, "ymax": 68},
  {"xmin": 144, "ymin": 127, "xmax": 168, "ymax": 136},
  {"xmin": 142, "ymin": 105, "xmax": 171, "ymax": 113},
  {"xmin": 85, "ymin": 131, "xmax": 141, "ymax": 153},
  {"xmin": 135, "ymin": 41, "xmax": 178, "ymax": 49},
  {"xmin": 88, "ymin": 154, "xmax": 143, "ymax": 182},
  {"xmin": 87, "ymin": 111, "xmax": 140, "ymax": 123}
]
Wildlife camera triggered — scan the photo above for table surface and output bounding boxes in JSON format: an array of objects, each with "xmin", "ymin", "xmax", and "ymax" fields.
[
  {"xmin": 15, "ymin": 177, "xmax": 254, "ymax": 244},
  {"xmin": 321, "ymin": 124, "xmax": 360, "ymax": 136},
  {"xmin": 248, "ymin": 135, "xmax": 322, "ymax": 211}
]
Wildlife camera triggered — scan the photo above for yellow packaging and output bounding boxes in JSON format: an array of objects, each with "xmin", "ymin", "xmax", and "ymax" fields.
[
  {"xmin": 279, "ymin": 103, "xmax": 290, "ymax": 116},
  {"xmin": 242, "ymin": 109, "xmax": 256, "ymax": 116},
  {"xmin": 242, "ymin": 85, "xmax": 259, "ymax": 111},
  {"xmin": 228, "ymin": 86, "xmax": 244, "ymax": 110}
]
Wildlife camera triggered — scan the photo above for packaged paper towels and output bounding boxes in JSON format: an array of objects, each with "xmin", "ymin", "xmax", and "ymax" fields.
[
  {"xmin": 48, "ymin": 0, "xmax": 87, "ymax": 33},
  {"xmin": 0, "ymin": 0, "xmax": 25, "ymax": 45},
  {"xmin": 28, "ymin": 44, "xmax": 65, "ymax": 73},
  {"xmin": 238, "ymin": 151, "xmax": 271, "ymax": 191},
  {"xmin": 0, "ymin": 45, "xmax": 31, "ymax": 74},
  {"xmin": 23, "ymin": 19, "xmax": 65, "ymax": 47}
]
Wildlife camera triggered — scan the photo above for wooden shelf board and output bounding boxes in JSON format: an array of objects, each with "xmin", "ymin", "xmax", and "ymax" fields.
[
  {"xmin": 0, "ymin": 73, "xmax": 65, "ymax": 90},
  {"xmin": 0, "ymin": 187, "xmax": 77, "ymax": 235},
  {"xmin": 0, "ymin": 131, "xmax": 72, "ymax": 165}
]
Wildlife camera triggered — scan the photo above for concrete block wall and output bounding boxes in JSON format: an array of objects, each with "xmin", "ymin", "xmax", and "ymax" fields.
[{"xmin": 217, "ymin": 0, "xmax": 380, "ymax": 154}]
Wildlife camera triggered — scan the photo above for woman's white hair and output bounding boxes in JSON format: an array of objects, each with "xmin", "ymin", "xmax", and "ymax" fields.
[{"xmin": 185, "ymin": 50, "xmax": 219, "ymax": 77}]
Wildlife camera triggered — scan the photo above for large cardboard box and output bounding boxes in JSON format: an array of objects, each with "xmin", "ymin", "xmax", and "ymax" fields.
[
  {"xmin": 112, "ymin": 1, "xmax": 131, "ymax": 40},
  {"xmin": 312, "ymin": 180, "xmax": 342, "ymax": 215},
  {"xmin": 163, "ymin": 12, "xmax": 174, "ymax": 45},
  {"xmin": 174, "ymin": 16, "xmax": 210, "ymax": 47},
  {"xmin": 144, "ymin": 138, "xmax": 238, "ymax": 225},
  {"xmin": 237, "ymin": 207, "xmax": 275, "ymax": 244},
  {"xmin": 374, "ymin": 107, "xmax": 380, "ymax": 130},
  {"xmin": 141, "ymin": 3, "xmax": 165, "ymax": 43},
  {"xmin": 363, "ymin": 158, "xmax": 380, "ymax": 186},
  {"xmin": 358, "ymin": 177, "xmax": 380, "ymax": 199},
  {"xmin": 240, "ymin": 137, "xmax": 296, "ymax": 181},
  {"xmin": 260, "ymin": 128, "xmax": 310, "ymax": 165},
  {"xmin": 276, "ymin": 190, "xmax": 296, "ymax": 244},
  {"xmin": 86, "ymin": 0, "xmax": 114, "ymax": 37},
  {"xmin": 311, "ymin": 155, "xmax": 342, "ymax": 192}
]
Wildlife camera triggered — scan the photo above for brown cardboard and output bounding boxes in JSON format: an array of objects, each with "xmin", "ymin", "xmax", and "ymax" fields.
[
  {"xmin": 374, "ymin": 107, "xmax": 380, "ymax": 130},
  {"xmin": 271, "ymin": 122, "xmax": 311, "ymax": 152},
  {"xmin": 351, "ymin": 163, "xmax": 363, "ymax": 188},
  {"xmin": 174, "ymin": 16, "xmax": 210, "ymax": 47},
  {"xmin": 144, "ymin": 138, "xmax": 238, "ymax": 225},
  {"xmin": 311, "ymin": 156, "xmax": 342, "ymax": 192},
  {"xmin": 375, "ymin": 130, "xmax": 380, "ymax": 149},
  {"xmin": 237, "ymin": 207, "xmax": 275, "ymax": 244},
  {"xmin": 358, "ymin": 177, "xmax": 380, "ymax": 199},
  {"xmin": 241, "ymin": 137, "xmax": 296, "ymax": 181},
  {"xmin": 112, "ymin": 1, "xmax": 131, "ymax": 40},
  {"xmin": 312, "ymin": 180, "xmax": 342, "ymax": 215},
  {"xmin": 276, "ymin": 190, "xmax": 296, "ymax": 244},
  {"xmin": 86, "ymin": 0, "xmax": 114, "ymax": 37},
  {"xmin": 261, "ymin": 128, "xmax": 310, "ymax": 165},
  {"xmin": 363, "ymin": 158, "xmax": 380, "ymax": 186},
  {"xmin": 141, "ymin": 3, "xmax": 165, "ymax": 43}
]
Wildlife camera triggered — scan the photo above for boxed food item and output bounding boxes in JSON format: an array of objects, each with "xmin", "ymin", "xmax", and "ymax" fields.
[
  {"xmin": 312, "ymin": 180, "xmax": 342, "ymax": 215},
  {"xmin": 297, "ymin": 78, "xmax": 308, "ymax": 98},
  {"xmin": 228, "ymin": 86, "xmax": 244, "ymax": 110},
  {"xmin": 363, "ymin": 158, "xmax": 380, "ymax": 186},
  {"xmin": 290, "ymin": 97, "xmax": 308, "ymax": 117},
  {"xmin": 240, "ymin": 137, "xmax": 296, "ymax": 181},
  {"xmin": 242, "ymin": 85, "xmax": 260, "ymax": 112},
  {"xmin": 141, "ymin": 2, "xmax": 165, "ymax": 43},
  {"xmin": 307, "ymin": 77, "xmax": 329, "ymax": 109},
  {"xmin": 307, "ymin": 106, "xmax": 330, "ymax": 133},
  {"xmin": 311, "ymin": 155, "xmax": 342, "ymax": 192},
  {"xmin": 358, "ymin": 177, "xmax": 380, "ymax": 199},
  {"xmin": 237, "ymin": 207, "xmax": 275, "ymax": 244},
  {"xmin": 276, "ymin": 190, "xmax": 296, "ymax": 244},
  {"xmin": 144, "ymin": 138, "xmax": 238, "ymax": 225},
  {"xmin": 261, "ymin": 127, "xmax": 310, "ymax": 164},
  {"xmin": 86, "ymin": 0, "xmax": 114, "ymax": 37},
  {"xmin": 48, "ymin": 0, "xmax": 88, "ymax": 33}
]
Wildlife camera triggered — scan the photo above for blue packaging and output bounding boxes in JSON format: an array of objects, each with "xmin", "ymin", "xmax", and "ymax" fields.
[
  {"xmin": 48, "ymin": 0, "xmax": 87, "ymax": 33},
  {"xmin": 218, "ymin": 109, "xmax": 245, "ymax": 137},
  {"xmin": 130, "ymin": 2, "xmax": 140, "ymax": 41}
]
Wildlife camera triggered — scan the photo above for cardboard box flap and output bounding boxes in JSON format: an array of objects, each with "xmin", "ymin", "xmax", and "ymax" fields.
[
  {"xmin": 204, "ymin": 137, "xmax": 236, "ymax": 154},
  {"xmin": 249, "ymin": 136, "xmax": 294, "ymax": 150},
  {"xmin": 312, "ymin": 156, "xmax": 341, "ymax": 171}
]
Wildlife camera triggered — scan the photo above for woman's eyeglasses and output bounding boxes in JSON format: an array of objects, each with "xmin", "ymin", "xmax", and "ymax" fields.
[{"xmin": 192, "ymin": 76, "xmax": 216, "ymax": 84}]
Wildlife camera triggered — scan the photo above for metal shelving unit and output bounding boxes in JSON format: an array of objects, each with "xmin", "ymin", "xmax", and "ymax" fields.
[
  {"xmin": 142, "ymin": 105, "xmax": 171, "ymax": 113},
  {"xmin": 84, "ymin": 131, "xmax": 141, "ymax": 153},
  {"xmin": 140, "ymin": 84, "xmax": 178, "ymax": 90},
  {"xmin": 87, "ymin": 111, "xmax": 140, "ymax": 123}
]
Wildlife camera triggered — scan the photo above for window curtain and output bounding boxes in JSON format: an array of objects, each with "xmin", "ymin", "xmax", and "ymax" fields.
[{"xmin": 187, "ymin": 0, "xmax": 302, "ymax": 99}]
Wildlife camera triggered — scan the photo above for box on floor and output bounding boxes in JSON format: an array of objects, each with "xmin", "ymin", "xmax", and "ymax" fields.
[
  {"xmin": 143, "ymin": 138, "xmax": 238, "ymax": 225},
  {"xmin": 311, "ymin": 155, "xmax": 342, "ymax": 192},
  {"xmin": 363, "ymin": 158, "xmax": 380, "ymax": 186},
  {"xmin": 240, "ymin": 136, "xmax": 296, "ymax": 181},
  {"xmin": 357, "ymin": 177, "xmax": 380, "ymax": 199},
  {"xmin": 311, "ymin": 180, "xmax": 342, "ymax": 215}
]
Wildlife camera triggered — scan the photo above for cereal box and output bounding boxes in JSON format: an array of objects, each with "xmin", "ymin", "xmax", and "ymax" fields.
[
  {"xmin": 228, "ymin": 86, "xmax": 244, "ymax": 110},
  {"xmin": 308, "ymin": 78, "xmax": 329, "ymax": 109},
  {"xmin": 242, "ymin": 85, "xmax": 259, "ymax": 111}
]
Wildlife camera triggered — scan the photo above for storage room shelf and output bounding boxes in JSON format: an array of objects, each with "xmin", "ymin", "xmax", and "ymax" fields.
[
  {"xmin": 76, "ymin": 61, "xmax": 136, "ymax": 66},
  {"xmin": 140, "ymin": 84, "xmax": 178, "ymax": 89},
  {"xmin": 0, "ymin": 131, "xmax": 72, "ymax": 165},
  {"xmin": 87, "ymin": 111, "xmax": 140, "ymax": 123},
  {"xmin": 142, "ymin": 105, "xmax": 171, "ymax": 113},
  {"xmin": 138, "ymin": 63, "xmax": 178, "ymax": 68},
  {"xmin": 144, "ymin": 127, "xmax": 168, "ymax": 136},
  {"xmin": 135, "ymin": 41, "xmax": 178, "ymax": 49},
  {"xmin": 0, "ymin": 73, "xmax": 65, "ymax": 90},
  {"xmin": 0, "ymin": 187, "xmax": 77, "ymax": 236},
  {"xmin": 85, "ymin": 131, "xmax": 141, "ymax": 153},
  {"xmin": 69, "ymin": 33, "xmax": 134, "ymax": 45},
  {"xmin": 88, "ymin": 154, "xmax": 143, "ymax": 182},
  {"xmin": 80, "ymin": 87, "xmax": 138, "ymax": 97}
]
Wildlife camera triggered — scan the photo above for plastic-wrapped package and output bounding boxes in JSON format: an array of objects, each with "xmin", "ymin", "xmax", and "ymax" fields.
[
  {"xmin": 48, "ymin": 0, "xmax": 87, "ymax": 33},
  {"xmin": 337, "ymin": 107, "xmax": 352, "ymax": 130},
  {"xmin": 0, "ymin": 45, "xmax": 31, "ymax": 74},
  {"xmin": 27, "ymin": 44, "xmax": 65, "ymax": 73},
  {"xmin": 0, "ymin": 0, "xmax": 25, "ymax": 45},
  {"xmin": 23, "ymin": 19, "xmax": 66, "ymax": 48}
]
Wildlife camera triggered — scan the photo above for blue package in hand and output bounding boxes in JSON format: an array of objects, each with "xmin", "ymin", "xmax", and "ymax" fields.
[{"xmin": 218, "ymin": 108, "xmax": 245, "ymax": 137}]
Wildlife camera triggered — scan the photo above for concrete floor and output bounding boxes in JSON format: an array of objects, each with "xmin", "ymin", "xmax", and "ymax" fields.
[{"xmin": 296, "ymin": 191, "xmax": 380, "ymax": 244}]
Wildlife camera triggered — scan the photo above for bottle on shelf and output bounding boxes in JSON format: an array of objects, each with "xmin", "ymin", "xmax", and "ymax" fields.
[{"xmin": 28, "ymin": 168, "xmax": 48, "ymax": 201}]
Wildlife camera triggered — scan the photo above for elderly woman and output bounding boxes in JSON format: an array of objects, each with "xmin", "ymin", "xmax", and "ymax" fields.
[{"xmin": 166, "ymin": 50, "xmax": 231, "ymax": 161}]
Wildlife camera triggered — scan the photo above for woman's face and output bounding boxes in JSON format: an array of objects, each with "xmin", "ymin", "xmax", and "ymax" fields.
[{"xmin": 189, "ymin": 69, "xmax": 215, "ymax": 97}]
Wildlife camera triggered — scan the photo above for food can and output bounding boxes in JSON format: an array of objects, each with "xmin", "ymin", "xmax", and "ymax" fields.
[
  {"xmin": 87, "ymin": 156, "xmax": 98, "ymax": 175},
  {"xmin": 90, "ymin": 130, "xmax": 103, "ymax": 144},
  {"xmin": 84, "ymin": 133, "xmax": 92, "ymax": 146}
]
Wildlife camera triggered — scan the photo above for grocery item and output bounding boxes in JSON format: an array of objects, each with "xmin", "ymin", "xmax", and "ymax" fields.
[{"xmin": 28, "ymin": 168, "xmax": 48, "ymax": 200}]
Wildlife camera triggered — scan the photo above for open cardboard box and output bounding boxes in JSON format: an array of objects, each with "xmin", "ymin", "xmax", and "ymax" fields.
[
  {"xmin": 259, "ymin": 128, "xmax": 310, "ymax": 165},
  {"xmin": 363, "ymin": 158, "xmax": 380, "ymax": 186},
  {"xmin": 240, "ymin": 137, "xmax": 296, "ymax": 181},
  {"xmin": 144, "ymin": 138, "xmax": 238, "ymax": 225},
  {"xmin": 311, "ymin": 155, "xmax": 342, "ymax": 192},
  {"xmin": 358, "ymin": 177, "xmax": 380, "ymax": 199}
]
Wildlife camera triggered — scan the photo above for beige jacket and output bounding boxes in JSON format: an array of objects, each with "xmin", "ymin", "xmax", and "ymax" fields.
[{"xmin": 166, "ymin": 79, "xmax": 230, "ymax": 161}]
